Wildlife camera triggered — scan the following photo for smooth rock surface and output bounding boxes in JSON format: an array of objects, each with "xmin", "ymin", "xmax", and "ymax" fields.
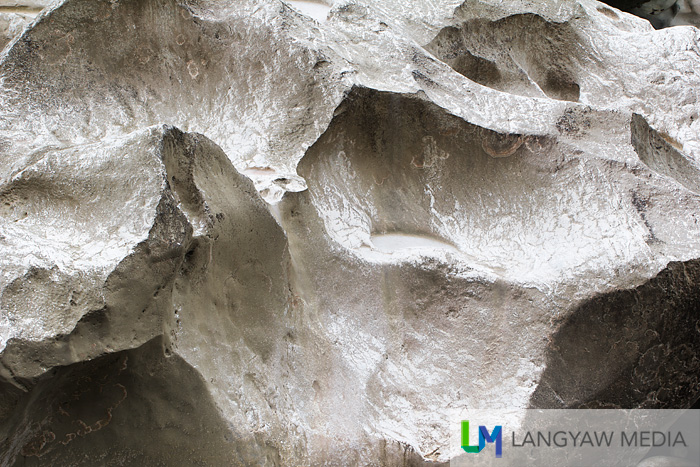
[{"xmin": 0, "ymin": 0, "xmax": 699, "ymax": 465}]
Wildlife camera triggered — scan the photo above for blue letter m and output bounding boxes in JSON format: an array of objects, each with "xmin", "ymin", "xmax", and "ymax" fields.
[{"xmin": 479, "ymin": 425, "xmax": 502, "ymax": 458}]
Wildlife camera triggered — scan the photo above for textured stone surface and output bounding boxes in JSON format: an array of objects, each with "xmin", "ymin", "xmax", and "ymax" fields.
[
  {"xmin": 0, "ymin": 0, "xmax": 45, "ymax": 49},
  {"xmin": 0, "ymin": 12, "xmax": 33, "ymax": 49},
  {"xmin": 675, "ymin": 0, "xmax": 700, "ymax": 26},
  {"xmin": 0, "ymin": 0, "xmax": 699, "ymax": 464}
]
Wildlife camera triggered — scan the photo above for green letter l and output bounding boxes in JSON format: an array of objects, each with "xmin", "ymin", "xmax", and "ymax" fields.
[{"xmin": 461, "ymin": 421, "xmax": 480, "ymax": 453}]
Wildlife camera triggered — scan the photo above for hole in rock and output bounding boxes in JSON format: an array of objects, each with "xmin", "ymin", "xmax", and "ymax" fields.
[
  {"xmin": 425, "ymin": 15, "xmax": 582, "ymax": 102},
  {"xmin": 287, "ymin": 1, "xmax": 331, "ymax": 22}
]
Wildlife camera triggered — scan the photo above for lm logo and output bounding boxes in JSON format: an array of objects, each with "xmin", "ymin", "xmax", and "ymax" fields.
[{"xmin": 461, "ymin": 421, "xmax": 502, "ymax": 458}]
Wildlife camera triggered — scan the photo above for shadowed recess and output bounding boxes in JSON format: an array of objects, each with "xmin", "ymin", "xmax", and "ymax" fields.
[
  {"xmin": 631, "ymin": 113, "xmax": 700, "ymax": 195},
  {"xmin": 530, "ymin": 259, "xmax": 700, "ymax": 409},
  {"xmin": 426, "ymin": 14, "xmax": 582, "ymax": 102},
  {"xmin": 0, "ymin": 337, "xmax": 242, "ymax": 466}
]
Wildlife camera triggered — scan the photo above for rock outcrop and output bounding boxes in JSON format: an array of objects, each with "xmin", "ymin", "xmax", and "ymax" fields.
[{"xmin": 1, "ymin": 0, "xmax": 699, "ymax": 464}]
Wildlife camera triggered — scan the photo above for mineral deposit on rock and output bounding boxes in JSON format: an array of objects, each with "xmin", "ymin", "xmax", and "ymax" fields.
[{"xmin": 0, "ymin": 0, "xmax": 699, "ymax": 465}]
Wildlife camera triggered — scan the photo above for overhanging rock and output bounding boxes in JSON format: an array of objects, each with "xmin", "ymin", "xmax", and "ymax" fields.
[{"xmin": 0, "ymin": 0, "xmax": 699, "ymax": 464}]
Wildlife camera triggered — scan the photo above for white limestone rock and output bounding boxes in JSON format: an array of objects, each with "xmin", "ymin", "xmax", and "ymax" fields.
[
  {"xmin": 0, "ymin": 13, "xmax": 31, "ymax": 50},
  {"xmin": 0, "ymin": 0, "xmax": 699, "ymax": 464},
  {"xmin": 0, "ymin": 0, "xmax": 49, "ymax": 49}
]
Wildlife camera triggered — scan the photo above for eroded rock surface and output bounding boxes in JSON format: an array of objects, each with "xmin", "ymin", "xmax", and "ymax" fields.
[{"xmin": 0, "ymin": 0, "xmax": 699, "ymax": 465}]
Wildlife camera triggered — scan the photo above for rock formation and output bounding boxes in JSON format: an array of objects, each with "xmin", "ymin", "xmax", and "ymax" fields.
[
  {"xmin": 0, "ymin": 0, "xmax": 699, "ymax": 464},
  {"xmin": 601, "ymin": 1, "xmax": 680, "ymax": 28}
]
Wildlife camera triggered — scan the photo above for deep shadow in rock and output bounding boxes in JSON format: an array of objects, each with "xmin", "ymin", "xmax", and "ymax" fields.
[
  {"xmin": 0, "ymin": 337, "xmax": 240, "ymax": 466},
  {"xmin": 631, "ymin": 113, "xmax": 700, "ymax": 195},
  {"xmin": 602, "ymin": 0, "xmax": 680, "ymax": 29},
  {"xmin": 530, "ymin": 259, "xmax": 700, "ymax": 409},
  {"xmin": 426, "ymin": 14, "xmax": 582, "ymax": 102}
]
